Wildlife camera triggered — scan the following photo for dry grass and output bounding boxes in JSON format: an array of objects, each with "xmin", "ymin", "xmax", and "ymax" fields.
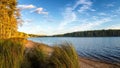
[
  {"xmin": 1, "ymin": 39, "xmax": 119, "ymax": 68},
  {"xmin": 0, "ymin": 39, "xmax": 25, "ymax": 68},
  {"xmin": 0, "ymin": 39, "xmax": 79, "ymax": 68},
  {"xmin": 49, "ymin": 43, "xmax": 80, "ymax": 68},
  {"xmin": 22, "ymin": 42, "xmax": 80, "ymax": 68}
]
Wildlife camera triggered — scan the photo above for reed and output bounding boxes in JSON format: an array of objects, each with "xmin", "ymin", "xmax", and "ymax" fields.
[
  {"xmin": 49, "ymin": 43, "xmax": 80, "ymax": 68},
  {"xmin": 0, "ymin": 39, "xmax": 25, "ymax": 68},
  {"xmin": 0, "ymin": 39, "xmax": 79, "ymax": 68},
  {"xmin": 23, "ymin": 42, "xmax": 80, "ymax": 68},
  {"xmin": 22, "ymin": 45, "xmax": 48, "ymax": 68}
]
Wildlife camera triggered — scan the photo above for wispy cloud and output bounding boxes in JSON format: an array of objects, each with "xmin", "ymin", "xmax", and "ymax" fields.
[
  {"xmin": 59, "ymin": 0, "xmax": 93, "ymax": 30},
  {"xmin": 51, "ymin": 18, "xmax": 112, "ymax": 35},
  {"xmin": 18, "ymin": 4, "xmax": 48, "ymax": 15},
  {"xmin": 43, "ymin": 15, "xmax": 55, "ymax": 22},
  {"xmin": 59, "ymin": 7, "xmax": 77, "ymax": 29},
  {"xmin": 32, "ymin": 8, "xmax": 48, "ymax": 15},
  {"xmin": 18, "ymin": 4, "xmax": 36, "ymax": 10},
  {"xmin": 106, "ymin": 4, "xmax": 114, "ymax": 7},
  {"xmin": 73, "ymin": 0, "xmax": 93, "ymax": 13},
  {"xmin": 98, "ymin": 12, "xmax": 107, "ymax": 16},
  {"xmin": 71, "ymin": 18, "xmax": 111, "ymax": 31}
]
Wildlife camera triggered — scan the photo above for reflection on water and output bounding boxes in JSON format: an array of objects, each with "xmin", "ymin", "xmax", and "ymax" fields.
[{"xmin": 28, "ymin": 37, "xmax": 120, "ymax": 63}]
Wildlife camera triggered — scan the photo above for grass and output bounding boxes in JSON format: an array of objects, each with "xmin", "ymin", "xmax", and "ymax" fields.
[
  {"xmin": 49, "ymin": 43, "xmax": 80, "ymax": 68},
  {"xmin": 0, "ymin": 39, "xmax": 80, "ymax": 68},
  {"xmin": 0, "ymin": 39, "xmax": 25, "ymax": 68},
  {"xmin": 23, "ymin": 43, "xmax": 80, "ymax": 68}
]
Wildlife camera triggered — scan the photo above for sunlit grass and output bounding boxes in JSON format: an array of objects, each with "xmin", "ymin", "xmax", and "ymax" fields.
[
  {"xmin": 21, "ymin": 44, "xmax": 48, "ymax": 68},
  {"xmin": 22, "ymin": 43, "xmax": 80, "ymax": 68},
  {"xmin": 0, "ymin": 39, "xmax": 25, "ymax": 68},
  {"xmin": 0, "ymin": 39, "xmax": 79, "ymax": 68},
  {"xmin": 49, "ymin": 43, "xmax": 80, "ymax": 68}
]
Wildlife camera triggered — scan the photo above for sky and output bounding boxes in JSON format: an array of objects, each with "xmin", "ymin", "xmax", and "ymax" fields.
[{"xmin": 17, "ymin": 0, "xmax": 120, "ymax": 35}]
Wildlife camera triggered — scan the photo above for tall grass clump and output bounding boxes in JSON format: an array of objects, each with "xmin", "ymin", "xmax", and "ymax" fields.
[
  {"xmin": 49, "ymin": 43, "xmax": 80, "ymax": 68},
  {"xmin": 22, "ymin": 45, "xmax": 49, "ymax": 68},
  {"xmin": 0, "ymin": 39, "xmax": 25, "ymax": 68},
  {"xmin": 23, "ymin": 42, "xmax": 80, "ymax": 68}
]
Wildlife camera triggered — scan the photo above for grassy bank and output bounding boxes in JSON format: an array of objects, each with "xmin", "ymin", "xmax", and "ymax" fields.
[
  {"xmin": 22, "ymin": 43, "xmax": 80, "ymax": 68},
  {"xmin": 0, "ymin": 39, "xmax": 80, "ymax": 68},
  {"xmin": 0, "ymin": 39, "xmax": 25, "ymax": 68}
]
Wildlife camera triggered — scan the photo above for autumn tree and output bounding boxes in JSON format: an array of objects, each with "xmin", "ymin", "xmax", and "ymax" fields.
[{"xmin": 0, "ymin": 0, "xmax": 21, "ymax": 39}]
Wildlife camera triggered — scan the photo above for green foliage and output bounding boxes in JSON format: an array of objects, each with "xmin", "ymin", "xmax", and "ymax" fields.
[
  {"xmin": 0, "ymin": 39, "xmax": 25, "ymax": 68},
  {"xmin": 28, "ymin": 34, "xmax": 46, "ymax": 37},
  {"xmin": 53, "ymin": 30, "xmax": 120, "ymax": 37}
]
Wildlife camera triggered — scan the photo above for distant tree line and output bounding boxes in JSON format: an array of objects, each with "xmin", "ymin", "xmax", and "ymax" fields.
[
  {"xmin": 28, "ymin": 34, "xmax": 46, "ymax": 37},
  {"xmin": 52, "ymin": 30, "xmax": 120, "ymax": 37}
]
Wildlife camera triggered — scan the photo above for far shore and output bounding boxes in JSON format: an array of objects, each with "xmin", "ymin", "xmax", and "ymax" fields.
[{"xmin": 25, "ymin": 40, "xmax": 120, "ymax": 68}]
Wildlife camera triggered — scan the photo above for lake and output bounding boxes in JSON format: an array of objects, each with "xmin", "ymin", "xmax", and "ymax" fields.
[{"xmin": 28, "ymin": 37, "xmax": 120, "ymax": 64}]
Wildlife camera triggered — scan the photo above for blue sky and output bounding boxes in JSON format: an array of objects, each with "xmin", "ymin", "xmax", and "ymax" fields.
[{"xmin": 18, "ymin": 0, "xmax": 120, "ymax": 35}]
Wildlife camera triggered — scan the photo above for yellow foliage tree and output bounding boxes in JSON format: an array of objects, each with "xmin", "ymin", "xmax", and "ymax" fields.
[{"xmin": 0, "ymin": 0, "xmax": 28, "ymax": 39}]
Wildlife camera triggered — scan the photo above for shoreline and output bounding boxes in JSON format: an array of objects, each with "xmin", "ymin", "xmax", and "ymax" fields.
[
  {"xmin": 79, "ymin": 56, "xmax": 120, "ymax": 68},
  {"xmin": 25, "ymin": 40, "xmax": 120, "ymax": 68}
]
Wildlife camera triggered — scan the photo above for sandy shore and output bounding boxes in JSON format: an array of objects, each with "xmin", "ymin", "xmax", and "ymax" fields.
[
  {"xmin": 79, "ymin": 57, "xmax": 120, "ymax": 68},
  {"xmin": 25, "ymin": 40, "xmax": 120, "ymax": 68},
  {"xmin": 25, "ymin": 40, "xmax": 53, "ymax": 55}
]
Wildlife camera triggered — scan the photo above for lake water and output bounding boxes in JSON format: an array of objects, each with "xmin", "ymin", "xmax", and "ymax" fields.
[{"xmin": 28, "ymin": 37, "xmax": 120, "ymax": 64}]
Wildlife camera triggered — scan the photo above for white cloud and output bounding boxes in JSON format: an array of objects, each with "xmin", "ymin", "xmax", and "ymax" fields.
[
  {"xmin": 69, "ymin": 18, "xmax": 112, "ymax": 32},
  {"xmin": 78, "ymin": 5, "xmax": 90, "ymax": 12},
  {"xmin": 32, "ymin": 8, "xmax": 48, "ymax": 15},
  {"xmin": 59, "ymin": 7, "xmax": 77, "ymax": 30},
  {"xmin": 18, "ymin": 4, "xmax": 36, "ymax": 9},
  {"xmin": 73, "ymin": 0, "xmax": 92, "ymax": 9},
  {"xmin": 18, "ymin": 4, "xmax": 48, "ymax": 15},
  {"xmin": 98, "ymin": 12, "xmax": 107, "ymax": 16},
  {"xmin": 58, "ymin": 0, "xmax": 94, "ymax": 30},
  {"xmin": 90, "ymin": 9, "xmax": 96, "ymax": 11},
  {"xmin": 73, "ymin": 0, "xmax": 93, "ymax": 13},
  {"xmin": 43, "ymin": 15, "xmax": 55, "ymax": 22},
  {"xmin": 52, "ymin": 18, "xmax": 112, "ymax": 35}
]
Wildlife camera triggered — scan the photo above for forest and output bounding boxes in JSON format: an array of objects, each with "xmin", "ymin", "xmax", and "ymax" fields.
[{"xmin": 52, "ymin": 30, "xmax": 120, "ymax": 37}]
